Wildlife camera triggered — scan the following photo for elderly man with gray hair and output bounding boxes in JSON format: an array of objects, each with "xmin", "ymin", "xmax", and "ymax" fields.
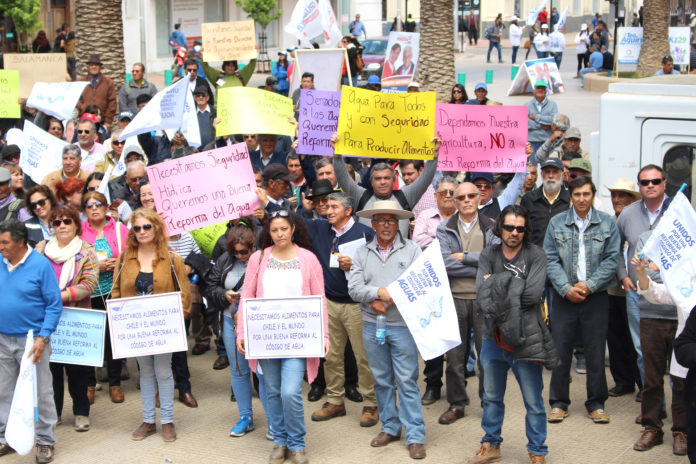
[
  {"xmin": 41, "ymin": 144, "xmax": 90, "ymax": 196},
  {"xmin": 112, "ymin": 160, "xmax": 147, "ymax": 209},
  {"xmin": 329, "ymin": 132, "xmax": 440, "ymax": 238}
]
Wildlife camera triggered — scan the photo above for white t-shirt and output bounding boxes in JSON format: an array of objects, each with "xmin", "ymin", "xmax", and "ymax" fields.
[{"xmin": 509, "ymin": 24, "xmax": 524, "ymax": 46}]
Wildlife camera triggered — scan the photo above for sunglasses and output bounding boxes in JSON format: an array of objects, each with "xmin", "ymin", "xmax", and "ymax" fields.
[
  {"xmin": 52, "ymin": 218, "xmax": 74, "ymax": 227},
  {"xmin": 233, "ymin": 249, "xmax": 250, "ymax": 256},
  {"xmin": 85, "ymin": 201, "xmax": 104, "ymax": 209},
  {"xmin": 313, "ymin": 196, "xmax": 330, "ymax": 204},
  {"xmin": 456, "ymin": 193, "xmax": 478, "ymax": 201},
  {"xmin": 269, "ymin": 210, "xmax": 290, "ymax": 219},
  {"xmin": 29, "ymin": 198, "xmax": 48, "ymax": 210},
  {"xmin": 185, "ymin": 68, "xmax": 198, "ymax": 73},
  {"xmin": 87, "ymin": 186, "xmax": 97, "ymax": 192},
  {"xmin": 452, "ymin": 89, "xmax": 463, "ymax": 93},
  {"xmin": 474, "ymin": 183, "xmax": 492, "ymax": 190},
  {"xmin": 502, "ymin": 224, "xmax": 526, "ymax": 233},
  {"xmin": 639, "ymin": 178, "xmax": 664, "ymax": 186},
  {"xmin": 437, "ymin": 189, "xmax": 455, "ymax": 197},
  {"xmin": 133, "ymin": 224, "xmax": 153, "ymax": 233},
  {"xmin": 374, "ymin": 218, "xmax": 398, "ymax": 225},
  {"xmin": 112, "ymin": 140, "xmax": 125, "ymax": 146},
  {"xmin": 243, "ymin": 135, "xmax": 257, "ymax": 139},
  {"xmin": 77, "ymin": 129, "xmax": 92, "ymax": 134},
  {"xmin": 129, "ymin": 176, "xmax": 146, "ymax": 183}
]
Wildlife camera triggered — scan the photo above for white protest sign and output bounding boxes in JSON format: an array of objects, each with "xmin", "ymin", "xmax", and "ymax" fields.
[
  {"xmin": 20, "ymin": 120, "xmax": 68, "ymax": 184},
  {"xmin": 386, "ymin": 239, "xmax": 461, "ymax": 360},
  {"xmin": 243, "ymin": 295, "xmax": 325, "ymax": 359},
  {"xmin": 5, "ymin": 330, "xmax": 36, "ymax": 456},
  {"xmin": 107, "ymin": 292, "xmax": 187, "ymax": 359},
  {"xmin": 669, "ymin": 27, "xmax": 690, "ymax": 66},
  {"xmin": 50, "ymin": 307, "xmax": 107, "ymax": 367},
  {"xmin": 289, "ymin": 49, "xmax": 346, "ymax": 96},
  {"xmin": 119, "ymin": 77, "xmax": 189, "ymax": 141},
  {"xmin": 526, "ymin": 0, "xmax": 550, "ymax": 26},
  {"xmin": 26, "ymin": 82, "xmax": 89, "ymax": 120},
  {"xmin": 164, "ymin": 89, "xmax": 201, "ymax": 147}
]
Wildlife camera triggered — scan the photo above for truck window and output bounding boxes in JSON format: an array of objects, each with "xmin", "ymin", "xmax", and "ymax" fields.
[{"xmin": 663, "ymin": 145, "xmax": 694, "ymax": 202}]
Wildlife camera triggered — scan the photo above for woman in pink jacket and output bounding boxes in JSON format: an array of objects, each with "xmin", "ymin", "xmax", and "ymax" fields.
[{"xmin": 237, "ymin": 209, "xmax": 329, "ymax": 464}]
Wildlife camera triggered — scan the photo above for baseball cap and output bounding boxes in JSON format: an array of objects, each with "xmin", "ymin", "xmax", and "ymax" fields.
[
  {"xmin": 193, "ymin": 85, "xmax": 209, "ymax": 95},
  {"xmin": 471, "ymin": 172, "xmax": 494, "ymax": 184},
  {"xmin": 564, "ymin": 127, "xmax": 582, "ymax": 139},
  {"xmin": 568, "ymin": 158, "xmax": 592, "ymax": 173},
  {"xmin": 263, "ymin": 164, "xmax": 296, "ymax": 182},
  {"xmin": 2, "ymin": 144, "xmax": 20, "ymax": 162},
  {"xmin": 581, "ymin": 23, "xmax": 588, "ymax": 31},
  {"xmin": 541, "ymin": 23, "xmax": 549, "ymax": 29},
  {"xmin": 540, "ymin": 158, "xmax": 564, "ymax": 171},
  {"xmin": 265, "ymin": 76, "xmax": 278, "ymax": 89},
  {"xmin": 474, "ymin": 82, "xmax": 488, "ymax": 91},
  {"xmin": 534, "ymin": 79, "xmax": 547, "ymax": 88},
  {"xmin": 367, "ymin": 75, "xmax": 381, "ymax": 85},
  {"xmin": 80, "ymin": 112, "xmax": 98, "ymax": 124},
  {"xmin": 0, "ymin": 167, "xmax": 11, "ymax": 183},
  {"xmin": 407, "ymin": 81, "xmax": 420, "ymax": 89},
  {"xmin": 118, "ymin": 111, "xmax": 134, "ymax": 122}
]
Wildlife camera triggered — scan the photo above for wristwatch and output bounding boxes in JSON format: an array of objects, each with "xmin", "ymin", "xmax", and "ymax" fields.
[{"xmin": 39, "ymin": 336, "xmax": 50, "ymax": 345}]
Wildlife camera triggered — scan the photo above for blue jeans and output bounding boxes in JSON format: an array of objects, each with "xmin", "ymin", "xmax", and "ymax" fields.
[
  {"xmin": 536, "ymin": 50, "xmax": 549, "ymax": 59},
  {"xmin": 625, "ymin": 291, "xmax": 644, "ymax": 385},
  {"xmin": 363, "ymin": 322, "xmax": 425, "ymax": 445},
  {"xmin": 137, "ymin": 353, "xmax": 174, "ymax": 424},
  {"xmin": 222, "ymin": 313, "xmax": 269, "ymax": 421},
  {"xmin": 579, "ymin": 67, "xmax": 600, "ymax": 85},
  {"xmin": 258, "ymin": 357, "xmax": 306, "ymax": 451},
  {"xmin": 480, "ymin": 339, "xmax": 548, "ymax": 455},
  {"xmin": 553, "ymin": 52, "xmax": 563, "ymax": 68},
  {"xmin": 511, "ymin": 45, "xmax": 520, "ymax": 64},
  {"xmin": 487, "ymin": 41, "xmax": 502, "ymax": 61}
]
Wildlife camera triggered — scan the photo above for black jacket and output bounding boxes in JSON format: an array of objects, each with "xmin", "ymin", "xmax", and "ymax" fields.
[
  {"xmin": 520, "ymin": 186, "xmax": 570, "ymax": 247},
  {"xmin": 203, "ymin": 251, "xmax": 238, "ymax": 313},
  {"xmin": 674, "ymin": 307, "xmax": 696, "ymax": 406}
]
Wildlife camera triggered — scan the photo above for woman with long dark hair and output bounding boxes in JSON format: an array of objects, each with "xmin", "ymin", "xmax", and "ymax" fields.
[
  {"xmin": 32, "ymin": 30, "xmax": 51, "ymax": 53},
  {"xmin": 273, "ymin": 52, "xmax": 290, "ymax": 96},
  {"xmin": 236, "ymin": 210, "xmax": 329, "ymax": 463},
  {"xmin": 449, "ymin": 83, "xmax": 469, "ymax": 104}
]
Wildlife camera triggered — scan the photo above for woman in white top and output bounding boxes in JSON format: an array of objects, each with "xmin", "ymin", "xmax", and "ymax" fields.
[
  {"xmin": 534, "ymin": 24, "xmax": 551, "ymax": 58},
  {"xmin": 509, "ymin": 16, "xmax": 526, "ymax": 64},
  {"xmin": 574, "ymin": 24, "xmax": 591, "ymax": 77}
]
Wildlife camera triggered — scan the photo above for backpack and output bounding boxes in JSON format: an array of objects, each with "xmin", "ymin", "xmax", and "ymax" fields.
[
  {"xmin": 485, "ymin": 25, "xmax": 495, "ymax": 40},
  {"xmin": 355, "ymin": 52, "xmax": 365, "ymax": 73},
  {"xmin": 1, "ymin": 199, "xmax": 24, "ymax": 221},
  {"xmin": 357, "ymin": 189, "xmax": 410, "ymax": 213}
]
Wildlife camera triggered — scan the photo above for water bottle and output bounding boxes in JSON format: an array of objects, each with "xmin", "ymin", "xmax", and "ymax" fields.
[{"xmin": 375, "ymin": 314, "xmax": 386, "ymax": 345}]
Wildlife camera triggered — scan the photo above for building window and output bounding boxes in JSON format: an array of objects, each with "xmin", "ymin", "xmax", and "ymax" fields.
[{"xmin": 156, "ymin": 0, "xmax": 171, "ymax": 58}]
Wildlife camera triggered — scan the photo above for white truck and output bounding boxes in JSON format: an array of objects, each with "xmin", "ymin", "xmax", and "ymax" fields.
[{"xmin": 591, "ymin": 75, "xmax": 696, "ymax": 206}]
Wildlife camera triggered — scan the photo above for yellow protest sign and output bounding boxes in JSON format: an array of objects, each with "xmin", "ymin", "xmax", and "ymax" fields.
[
  {"xmin": 334, "ymin": 86, "xmax": 436, "ymax": 160},
  {"xmin": 202, "ymin": 20, "xmax": 257, "ymax": 62},
  {"xmin": 4, "ymin": 53, "xmax": 66, "ymax": 98},
  {"xmin": 0, "ymin": 70, "xmax": 20, "ymax": 118},
  {"xmin": 217, "ymin": 87, "xmax": 295, "ymax": 137}
]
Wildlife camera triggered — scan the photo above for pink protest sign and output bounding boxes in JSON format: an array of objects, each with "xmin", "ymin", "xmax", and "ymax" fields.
[
  {"xmin": 147, "ymin": 143, "xmax": 259, "ymax": 235},
  {"xmin": 297, "ymin": 89, "xmax": 340, "ymax": 156},
  {"xmin": 435, "ymin": 103, "xmax": 528, "ymax": 172}
]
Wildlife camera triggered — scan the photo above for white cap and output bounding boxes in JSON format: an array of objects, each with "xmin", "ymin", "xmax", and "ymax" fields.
[
  {"xmin": 510, "ymin": 15, "xmax": 520, "ymax": 21},
  {"xmin": 541, "ymin": 23, "xmax": 549, "ymax": 29},
  {"xmin": 581, "ymin": 23, "xmax": 588, "ymax": 30}
]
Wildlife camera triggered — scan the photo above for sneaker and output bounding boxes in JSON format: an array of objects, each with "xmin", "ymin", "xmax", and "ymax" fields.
[
  {"xmin": 266, "ymin": 426, "xmax": 276, "ymax": 441},
  {"xmin": 289, "ymin": 449, "xmax": 309, "ymax": 464},
  {"xmin": 547, "ymin": 408, "xmax": 568, "ymax": 423},
  {"xmin": 269, "ymin": 445, "xmax": 288, "ymax": 464},
  {"xmin": 575, "ymin": 356, "xmax": 587, "ymax": 374},
  {"xmin": 588, "ymin": 408, "xmax": 610, "ymax": 423},
  {"xmin": 74, "ymin": 415, "xmax": 90, "ymax": 432},
  {"xmin": 229, "ymin": 415, "xmax": 255, "ymax": 437},
  {"xmin": 35, "ymin": 444, "xmax": 55, "ymax": 464},
  {"xmin": 466, "ymin": 442, "xmax": 501, "ymax": 464}
]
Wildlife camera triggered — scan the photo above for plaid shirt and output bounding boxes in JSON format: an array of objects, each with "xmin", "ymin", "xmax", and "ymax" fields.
[
  {"xmin": 411, "ymin": 184, "xmax": 437, "ymax": 219},
  {"xmin": 376, "ymin": 239, "xmax": 396, "ymax": 262}
]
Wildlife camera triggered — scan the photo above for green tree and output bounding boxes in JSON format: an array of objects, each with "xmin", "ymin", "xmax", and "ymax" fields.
[
  {"xmin": 0, "ymin": 0, "xmax": 42, "ymax": 51},
  {"xmin": 235, "ymin": 0, "xmax": 282, "ymax": 29}
]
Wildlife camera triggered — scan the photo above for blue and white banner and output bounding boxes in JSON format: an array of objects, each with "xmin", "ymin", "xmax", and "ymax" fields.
[
  {"xmin": 26, "ymin": 81, "xmax": 89, "ymax": 121},
  {"xmin": 642, "ymin": 191, "xmax": 696, "ymax": 377},
  {"xmin": 6, "ymin": 330, "xmax": 36, "ymax": 456},
  {"xmin": 120, "ymin": 77, "xmax": 189, "ymax": 141},
  {"xmin": 387, "ymin": 239, "xmax": 461, "ymax": 360},
  {"xmin": 526, "ymin": 0, "xmax": 550, "ymax": 26},
  {"xmin": 553, "ymin": 6, "xmax": 568, "ymax": 31},
  {"xmin": 20, "ymin": 120, "xmax": 68, "ymax": 184}
]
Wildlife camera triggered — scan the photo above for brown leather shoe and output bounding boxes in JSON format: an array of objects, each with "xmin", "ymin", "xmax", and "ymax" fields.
[
  {"xmin": 0, "ymin": 443, "xmax": 14, "ymax": 456},
  {"xmin": 360, "ymin": 406, "xmax": 379, "ymax": 427},
  {"xmin": 191, "ymin": 343, "xmax": 210, "ymax": 355},
  {"xmin": 466, "ymin": 442, "xmax": 501, "ymax": 464},
  {"xmin": 673, "ymin": 431, "xmax": 688, "ymax": 455},
  {"xmin": 408, "ymin": 443, "xmax": 426, "ymax": 459},
  {"xmin": 179, "ymin": 392, "xmax": 198, "ymax": 408},
  {"xmin": 528, "ymin": 452, "xmax": 545, "ymax": 463},
  {"xmin": 311, "ymin": 402, "xmax": 346, "ymax": 421},
  {"xmin": 131, "ymin": 422, "xmax": 156, "ymax": 441},
  {"xmin": 87, "ymin": 386, "xmax": 95, "ymax": 405},
  {"xmin": 633, "ymin": 428, "xmax": 664, "ymax": 451},
  {"xmin": 370, "ymin": 431, "xmax": 401, "ymax": 447},
  {"xmin": 288, "ymin": 449, "xmax": 308, "ymax": 464},
  {"xmin": 162, "ymin": 423, "xmax": 177, "ymax": 442},
  {"xmin": 438, "ymin": 406, "xmax": 465, "ymax": 425},
  {"xmin": 109, "ymin": 386, "xmax": 124, "ymax": 403}
]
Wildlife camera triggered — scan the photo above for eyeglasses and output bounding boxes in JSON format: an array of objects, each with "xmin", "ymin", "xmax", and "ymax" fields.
[
  {"xmin": 313, "ymin": 196, "xmax": 330, "ymax": 204},
  {"xmin": 474, "ymin": 183, "xmax": 492, "ymax": 190},
  {"xmin": 455, "ymin": 193, "xmax": 478, "ymax": 201},
  {"xmin": 437, "ymin": 189, "xmax": 455, "ymax": 197},
  {"xmin": 233, "ymin": 249, "xmax": 250, "ymax": 256},
  {"xmin": 85, "ymin": 201, "xmax": 103, "ymax": 209},
  {"xmin": 269, "ymin": 210, "xmax": 290, "ymax": 219},
  {"xmin": 452, "ymin": 89, "xmax": 463, "ymax": 93},
  {"xmin": 52, "ymin": 218, "xmax": 74, "ymax": 227},
  {"xmin": 374, "ymin": 218, "xmax": 398, "ymax": 225},
  {"xmin": 502, "ymin": 224, "xmax": 526, "ymax": 233},
  {"xmin": 77, "ymin": 129, "xmax": 92, "ymax": 134},
  {"xmin": 243, "ymin": 135, "xmax": 256, "ymax": 139},
  {"xmin": 29, "ymin": 198, "xmax": 48, "ymax": 210},
  {"xmin": 128, "ymin": 176, "xmax": 146, "ymax": 183},
  {"xmin": 639, "ymin": 178, "xmax": 664, "ymax": 186},
  {"xmin": 185, "ymin": 68, "xmax": 198, "ymax": 73},
  {"xmin": 194, "ymin": 93, "xmax": 207, "ymax": 97},
  {"xmin": 133, "ymin": 224, "xmax": 153, "ymax": 233},
  {"xmin": 86, "ymin": 186, "xmax": 98, "ymax": 192},
  {"xmin": 112, "ymin": 140, "xmax": 125, "ymax": 146}
]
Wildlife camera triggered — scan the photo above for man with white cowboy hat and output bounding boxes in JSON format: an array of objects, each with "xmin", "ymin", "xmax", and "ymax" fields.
[
  {"xmin": 348, "ymin": 200, "xmax": 426, "ymax": 460},
  {"xmin": 605, "ymin": 178, "xmax": 643, "ymax": 400}
]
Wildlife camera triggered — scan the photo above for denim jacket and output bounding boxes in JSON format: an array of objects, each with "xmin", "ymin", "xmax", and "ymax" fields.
[{"xmin": 543, "ymin": 207, "xmax": 620, "ymax": 296}]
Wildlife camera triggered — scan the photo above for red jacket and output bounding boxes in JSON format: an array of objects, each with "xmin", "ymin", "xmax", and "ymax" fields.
[{"xmin": 77, "ymin": 73, "xmax": 118, "ymax": 127}]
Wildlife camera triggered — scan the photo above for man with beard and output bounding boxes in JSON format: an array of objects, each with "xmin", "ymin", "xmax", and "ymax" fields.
[{"xmin": 520, "ymin": 158, "xmax": 569, "ymax": 247}]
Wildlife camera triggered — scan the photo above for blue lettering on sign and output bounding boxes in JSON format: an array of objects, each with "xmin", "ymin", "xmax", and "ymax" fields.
[{"xmin": 397, "ymin": 278, "xmax": 417, "ymax": 302}]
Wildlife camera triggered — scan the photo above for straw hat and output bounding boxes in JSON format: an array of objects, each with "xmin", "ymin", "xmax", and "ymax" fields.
[
  {"xmin": 356, "ymin": 200, "xmax": 414, "ymax": 220},
  {"xmin": 605, "ymin": 178, "xmax": 641, "ymax": 199}
]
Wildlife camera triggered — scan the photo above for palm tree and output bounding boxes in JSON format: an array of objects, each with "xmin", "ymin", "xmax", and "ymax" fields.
[
  {"xmin": 636, "ymin": 0, "xmax": 670, "ymax": 76},
  {"xmin": 74, "ymin": 0, "xmax": 125, "ymax": 91},
  {"xmin": 418, "ymin": 0, "xmax": 455, "ymax": 100}
]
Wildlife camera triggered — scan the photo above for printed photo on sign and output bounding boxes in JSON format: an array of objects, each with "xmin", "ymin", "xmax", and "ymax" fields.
[
  {"xmin": 107, "ymin": 292, "xmax": 187, "ymax": 359},
  {"xmin": 243, "ymin": 296, "xmax": 325, "ymax": 359},
  {"xmin": 50, "ymin": 307, "xmax": 106, "ymax": 367},
  {"xmin": 507, "ymin": 57, "xmax": 564, "ymax": 96},
  {"xmin": 381, "ymin": 32, "xmax": 420, "ymax": 93}
]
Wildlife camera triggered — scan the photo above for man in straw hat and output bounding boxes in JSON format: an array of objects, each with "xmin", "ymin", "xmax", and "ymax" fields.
[
  {"xmin": 348, "ymin": 200, "xmax": 426, "ymax": 460},
  {"xmin": 604, "ymin": 178, "xmax": 642, "ymax": 400}
]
